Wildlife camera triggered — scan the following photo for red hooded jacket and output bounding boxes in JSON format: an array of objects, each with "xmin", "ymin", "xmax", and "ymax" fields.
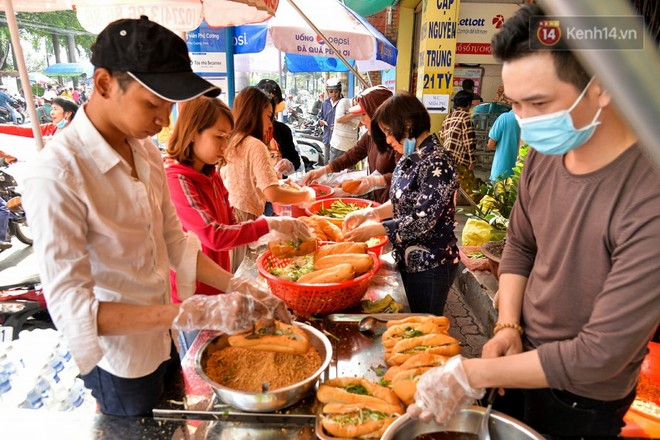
[{"xmin": 165, "ymin": 161, "xmax": 269, "ymax": 302}]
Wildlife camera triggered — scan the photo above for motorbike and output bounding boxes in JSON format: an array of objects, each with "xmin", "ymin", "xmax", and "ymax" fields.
[
  {"xmin": 0, "ymin": 275, "xmax": 52, "ymax": 341},
  {"xmin": 286, "ymin": 103, "xmax": 306, "ymax": 128},
  {"xmin": 0, "ymin": 105, "xmax": 25, "ymax": 125},
  {"xmin": 295, "ymin": 135, "xmax": 326, "ymax": 170},
  {"xmin": 0, "ymin": 160, "xmax": 32, "ymax": 246},
  {"xmin": 295, "ymin": 114, "xmax": 323, "ymax": 140}
]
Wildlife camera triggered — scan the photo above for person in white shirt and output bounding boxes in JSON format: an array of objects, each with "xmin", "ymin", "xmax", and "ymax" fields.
[
  {"xmin": 22, "ymin": 16, "xmax": 295, "ymax": 417},
  {"xmin": 329, "ymin": 95, "xmax": 361, "ymax": 161}
]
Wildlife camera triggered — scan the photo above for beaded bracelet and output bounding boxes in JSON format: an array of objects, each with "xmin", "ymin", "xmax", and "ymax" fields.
[{"xmin": 493, "ymin": 322, "xmax": 524, "ymax": 336}]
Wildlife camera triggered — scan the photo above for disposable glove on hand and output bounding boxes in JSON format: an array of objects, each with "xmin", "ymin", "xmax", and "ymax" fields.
[
  {"xmin": 275, "ymin": 159, "xmax": 296, "ymax": 176},
  {"xmin": 352, "ymin": 173, "xmax": 386, "ymax": 196},
  {"xmin": 407, "ymin": 355, "xmax": 485, "ymax": 426},
  {"xmin": 173, "ymin": 293, "xmax": 269, "ymax": 333},
  {"xmin": 227, "ymin": 276, "xmax": 292, "ymax": 325},
  {"xmin": 342, "ymin": 207, "xmax": 379, "ymax": 232},
  {"xmin": 264, "ymin": 216, "xmax": 313, "ymax": 241},
  {"xmin": 301, "ymin": 167, "xmax": 327, "ymax": 186},
  {"xmin": 295, "ymin": 187, "xmax": 317, "ymax": 208}
]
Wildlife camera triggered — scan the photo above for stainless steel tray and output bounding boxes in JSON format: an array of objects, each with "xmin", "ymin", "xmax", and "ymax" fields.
[
  {"xmin": 315, "ymin": 313, "xmax": 430, "ymax": 440},
  {"xmin": 323, "ymin": 313, "xmax": 431, "ymax": 381}
]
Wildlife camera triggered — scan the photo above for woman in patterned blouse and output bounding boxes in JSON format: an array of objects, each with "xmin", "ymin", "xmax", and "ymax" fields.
[{"xmin": 343, "ymin": 93, "xmax": 460, "ymax": 315}]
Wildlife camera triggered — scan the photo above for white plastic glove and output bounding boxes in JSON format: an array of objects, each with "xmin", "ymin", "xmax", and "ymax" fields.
[
  {"xmin": 173, "ymin": 293, "xmax": 269, "ymax": 333},
  {"xmin": 301, "ymin": 166, "xmax": 328, "ymax": 186},
  {"xmin": 342, "ymin": 207, "xmax": 379, "ymax": 232},
  {"xmin": 295, "ymin": 186, "xmax": 317, "ymax": 209},
  {"xmin": 227, "ymin": 276, "xmax": 292, "ymax": 325},
  {"xmin": 351, "ymin": 172, "xmax": 387, "ymax": 196},
  {"xmin": 407, "ymin": 355, "xmax": 485, "ymax": 426},
  {"xmin": 275, "ymin": 158, "xmax": 295, "ymax": 176},
  {"xmin": 264, "ymin": 216, "xmax": 313, "ymax": 241}
]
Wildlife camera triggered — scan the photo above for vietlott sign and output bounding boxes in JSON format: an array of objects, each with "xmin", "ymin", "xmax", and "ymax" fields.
[
  {"xmin": 417, "ymin": 0, "xmax": 460, "ymax": 114},
  {"xmin": 456, "ymin": 2, "xmax": 521, "ymax": 64}
]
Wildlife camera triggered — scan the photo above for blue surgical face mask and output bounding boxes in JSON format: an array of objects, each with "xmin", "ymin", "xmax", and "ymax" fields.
[
  {"xmin": 403, "ymin": 138, "xmax": 416, "ymax": 156},
  {"xmin": 515, "ymin": 76, "xmax": 601, "ymax": 155},
  {"xmin": 56, "ymin": 117, "xmax": 68, "ymax": 129}
]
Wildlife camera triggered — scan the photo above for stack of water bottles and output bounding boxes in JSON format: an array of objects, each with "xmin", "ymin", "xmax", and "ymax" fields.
[{"xmin": 0, "ymin": 328, "xmax": 95, "ymax": 411}]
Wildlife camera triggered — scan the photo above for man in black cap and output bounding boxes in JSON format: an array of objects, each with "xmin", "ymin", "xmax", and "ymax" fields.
[{"xmin": 22, "ymin": 17, "xmax": 288, "ymax": 417}]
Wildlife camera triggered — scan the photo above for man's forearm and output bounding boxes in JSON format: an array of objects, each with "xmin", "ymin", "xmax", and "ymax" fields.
[
  {"xmin": 98, "ymin": 302, "xmax": 179, "ymax": 335},
  {"xmin": 464, "ymin": 350, "xmax": 549, "ymax": 389},
  {"xmin": 494, "ymin": 273, "xmax": 527, "ymax": 324}
]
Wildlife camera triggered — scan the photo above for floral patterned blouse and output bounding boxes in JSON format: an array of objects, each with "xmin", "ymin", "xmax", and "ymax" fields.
[{"xmin": 382, "ymin": 134, "xmax": 459, "ymax": 273}]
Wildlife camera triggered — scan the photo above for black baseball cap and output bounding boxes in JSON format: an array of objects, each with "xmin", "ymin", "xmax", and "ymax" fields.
[
  {"xmin": 257, "ymin": 79, "xmax": 283, "ymax": 104},
  {"xmin": 91, "ymin": 16, "xmax": 220, "ymax": 102}
]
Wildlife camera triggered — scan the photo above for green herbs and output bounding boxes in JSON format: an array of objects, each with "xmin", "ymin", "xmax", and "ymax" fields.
[
  {"xmin": 345, "ymin": 383, "xmax": 369, "ymax": 395},
  {"xmin": 269, "ymin": 255, "xmax": 314, "ymax": 281},
  {"xmin": 402, "ymin": 327, "xmax": 425, "ymax": 339},
  {"xmin": 317, "ymin": 200, "xmax": 369, "ymax": 219},
  {"xmin": 467, "ymin": 251, "xmax": 486, "ymax": 259}
]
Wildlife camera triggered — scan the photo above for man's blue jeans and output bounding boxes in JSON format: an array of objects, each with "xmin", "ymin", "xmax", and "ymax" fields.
[
  {"xmin": 80, "ymin": 342, "xmax": 180, "ymax": 416},
  {"xmin": 0, "ymin": 197, "xmax": 10, "ymax": 242}
]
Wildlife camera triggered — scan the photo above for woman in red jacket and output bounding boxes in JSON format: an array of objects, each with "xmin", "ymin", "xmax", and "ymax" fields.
[{"xmin": 165, "ymin": 96, "xmax": 310, "ymax": 356}]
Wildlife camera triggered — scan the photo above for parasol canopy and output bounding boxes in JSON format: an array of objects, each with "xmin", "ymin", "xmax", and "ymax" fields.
[{"xmin": 42, "ymin": 62, "xmax": 95, "ymax": 78}]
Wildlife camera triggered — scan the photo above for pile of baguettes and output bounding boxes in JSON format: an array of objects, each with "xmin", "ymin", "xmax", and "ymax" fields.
[{"xmin": 316, "ymin": 315, "xmax": 462, "ymax": 439}]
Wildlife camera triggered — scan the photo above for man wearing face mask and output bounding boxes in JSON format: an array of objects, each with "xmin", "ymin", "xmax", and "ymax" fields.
[{"xmin": 407, "ymin": 5, "xmax": 660, "ymax": 439}]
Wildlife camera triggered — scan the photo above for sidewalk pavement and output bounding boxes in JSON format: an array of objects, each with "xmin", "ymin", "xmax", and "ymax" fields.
[{"xmin": 443, "ymin": 211, "xmax": 499, "ymax": 358}]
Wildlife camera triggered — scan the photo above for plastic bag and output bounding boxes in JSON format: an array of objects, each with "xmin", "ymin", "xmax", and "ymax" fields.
[{"xmin": 461, "ymin": 218, "xmax": 499, "ymax": 247}]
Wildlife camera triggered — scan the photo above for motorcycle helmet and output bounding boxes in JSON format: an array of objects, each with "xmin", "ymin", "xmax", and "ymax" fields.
[{"xmin": 325, "ymin": 78, "xmax": 342, "ymax": 91}]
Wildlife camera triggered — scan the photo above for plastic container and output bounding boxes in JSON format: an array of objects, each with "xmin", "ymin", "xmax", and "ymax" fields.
[
  {"xmin": 256, "ymin": 250, "xmax": 380, "ymax": 316},
  {"xmin": 274, "ymin": 184, "xmax": 335, "ymax": 218}
]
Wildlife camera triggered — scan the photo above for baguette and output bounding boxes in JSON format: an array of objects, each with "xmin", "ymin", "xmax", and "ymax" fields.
[
  {"xmin": 296, "ymin": 263, "xmax": 355, "ymax": 284},
  {"xmin": 268, "ymin": 238, "xmax": 317, "ymax": 259},
  {"xmin": 314, "ymin": 242, "xmax": 368, "ymax": 260},
  {"xmin": 386, "ymin": 334, "xmax": 461, "ymax": 366},
  {"xmin": 312, "ymin": 215, "xmax": 344, "ymax": 242},
  {"xmin": 322, "ymin": 400, "xmax": 403, "ymax": 416},
  {"xmin": 314, "ymin": 253, "xmax": 374, "ymax": 275},
  {"xmin": 382, "ymin": 322, "xmax": 449, "ymax": 348},
  {"xmin": 227, "ymin": 321, "xmax": 309, "ymax": 354},
  {"xmin": 385, "ymin": 315, "xmax": 450, "ymax": 330},
  {"xmin": 341, "ymin": 179, "xmax": 362, "ymax": 194},
  {"xmin": 390, "ymin": 367, "xmax": 431, "ymax": 406},
  {"xmin": 391, "ymin": 333, "xmax": 459, "ymax": 355},
  {"xmin": 398, "ymin": 353, "xmax": 450, "ymax": 370},
  {"xmin": 321, "ymin": 411, "xmax": 396, "ymax": 439},
  {"xmin": 317, "ymin": 377, "xmax": 403, "ymax": 411}
]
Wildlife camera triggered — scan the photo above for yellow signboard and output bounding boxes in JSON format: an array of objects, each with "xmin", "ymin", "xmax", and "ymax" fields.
[{"xmin": 417, "ymin": 0, "xmax": 461, "ymax": 115}]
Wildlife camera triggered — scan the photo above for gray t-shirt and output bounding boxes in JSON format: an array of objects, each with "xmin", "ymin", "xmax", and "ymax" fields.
[{"xmin": 500, "ymin": 144, "xmax": 660, "ymax": 400}]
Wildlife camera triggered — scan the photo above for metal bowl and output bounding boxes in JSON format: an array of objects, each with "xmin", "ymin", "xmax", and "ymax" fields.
[
  {"xmin": 381, "ymin": 406, "xmax": 544, "ymax": 440},
  {"xmin": 194, "ymin": 322, "xmax": 332, "ymax": 412}
]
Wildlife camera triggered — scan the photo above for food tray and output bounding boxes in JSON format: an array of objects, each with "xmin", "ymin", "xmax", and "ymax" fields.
[{"xmin": 315, "ymin": 313, "xmax": 431, "ymax": 440}]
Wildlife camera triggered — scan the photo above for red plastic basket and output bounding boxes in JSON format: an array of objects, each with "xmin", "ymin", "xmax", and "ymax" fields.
[
  {"xmin": 305, "ymin": 197, "xmax": 380, "ymax": 227},
  {"xmin": 256, "ymin": 251, "xmax": 380, "ymax": 316}
]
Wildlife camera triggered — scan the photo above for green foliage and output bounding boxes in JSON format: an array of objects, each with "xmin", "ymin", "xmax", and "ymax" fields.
[
  {"xmin": 465, "ymin": 144, "xmax": 529, "ymax": 232},
  {"xmin": 0, "ymin": 11, "xmax": 94, "ymax": 71}
]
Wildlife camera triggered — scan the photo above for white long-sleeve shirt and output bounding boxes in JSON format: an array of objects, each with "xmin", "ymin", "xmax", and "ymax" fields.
[{"xmin": 22, "ymin": 107, "xmax": 199, "ymax": 378}]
